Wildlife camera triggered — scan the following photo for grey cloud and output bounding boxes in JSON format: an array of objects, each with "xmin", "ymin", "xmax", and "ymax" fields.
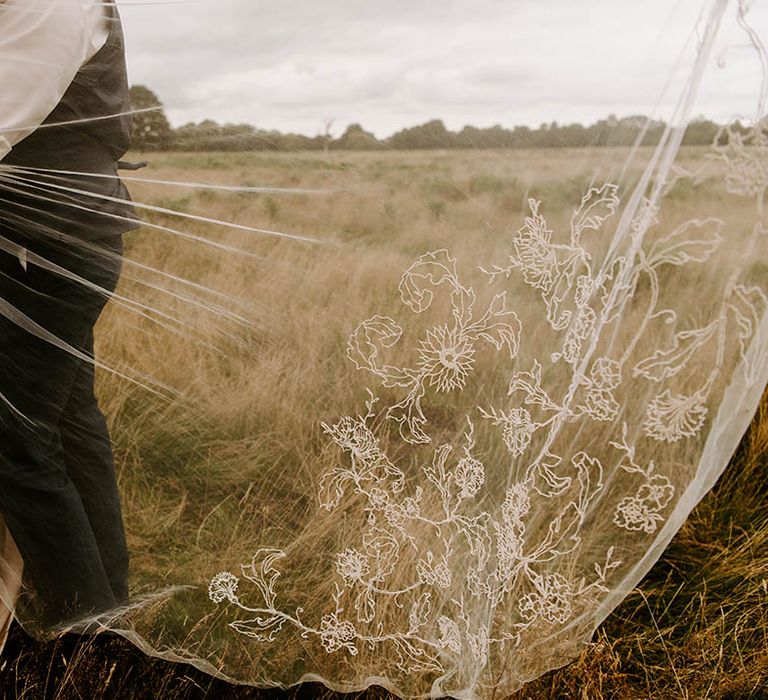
[{"xmin": 120, "ymin": 0, "xmax": 767, "ymax": 138}]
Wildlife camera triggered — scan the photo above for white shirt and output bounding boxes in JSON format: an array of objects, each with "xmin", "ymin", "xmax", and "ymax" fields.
[{"xmin": 0, "ymin": 0, "xmax": 109, "ymax": 161}]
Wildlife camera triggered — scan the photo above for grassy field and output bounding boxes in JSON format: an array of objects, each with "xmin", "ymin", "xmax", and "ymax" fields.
[{"xmin": 1, "ymin": 147, "xmax": 766, "ymax": 698}]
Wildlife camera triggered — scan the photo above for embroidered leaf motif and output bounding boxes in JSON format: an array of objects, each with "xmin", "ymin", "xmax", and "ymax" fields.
[
  {"xmin": 648, "ymin": 218, "xmax": 723, "ymax": 267},
  {"xmin": 355, "ymin": 588, "xmax": 376, "ymax": 623},
  {"xmin": 474, "ymin": 292, "xmax": 521, "ymax": 358},
  {"xmin": 711, "ymin": 121, "xmax": 768, "ymax": 196},
  {"xmin": 387, "ymin": 387, "xmax": 430, "ymax": 444},
  {"xmin": 363, "ymin": 528, "xmax": 400, "ymax": 582},
  {"xmin": 529, "ymin": 452, "xmax": 572, "ymax": 497},
  {"xmin": 230, "ymin": 615, "xmax": 285, "ymax": 642},
  {"xmin": 598, "ymin": 257, "xmax": 634, "ymax": 324},
  {"xmin": 539, "ymin": 503, "xmax": 582, "ymax": 559},
  {"xmin": 392, "ymin": 638, "xmax": 443, "ymax": 674},
  {"xmin": 633, "ymin": 321, "xmax": 719, "ymax": 382},
  {"xmin": 407, "ymin": 591, "xmax": 432, "ymax": 634},
  {"xmin": 544, "ymin": 264, "xmax": 578, "ymax": 331},
  {"xmin": 423, "ymin": 444, "xmax": 452, "ymax": 501},
  {"xmin": 399, "ymin": 249, "xmax": 461, "ymax": 313},
  {"xmin": 572, "ymin": 452, "xmax": 604, "ymax": 513},
  {"xmin": 240, "ymin": 549, "xmax": 286, "ymax": 609},
  {"xmin": 347, "ymin": 316, "xmax": 413, "ymax": 387},
  {"xmin": 510, "ymin": 199, "xmax": 558, "ymax": 292},
  {"xmin": 457, "ymin": 513, "xmax": 492, "ymax": 569},
  {"xmin": 728, "ymin": 284, "xmax": 767, "ymax": 359},
  {"xmin": 452, "ymin": 285, "xmax": 477, "ymax": 327},
  {"xmin": 509, "ymin": 360, "xmax": 560, "ymax": 412},
  {"xmin": 570, "ymin": 183, "xmax": 620, "ymax": 247},
  {"xmin": 318, "ymin": 468, "xmax": 355, "ymax": 511}
]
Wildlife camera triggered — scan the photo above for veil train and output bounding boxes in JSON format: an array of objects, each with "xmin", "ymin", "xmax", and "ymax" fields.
[{"xmin": 0, "ymin": 0, "xmax": 766, "ymax": 697}]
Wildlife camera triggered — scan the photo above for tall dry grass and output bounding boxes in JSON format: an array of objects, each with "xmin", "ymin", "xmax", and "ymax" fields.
[{"xmin": 2, "ymin": 147, "xmax": 765, "ymax": 698}]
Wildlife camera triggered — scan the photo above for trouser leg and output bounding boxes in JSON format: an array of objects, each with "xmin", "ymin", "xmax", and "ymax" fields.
[
  {"xmin": 0, "ymin": 235, "xmax": 124, "ymax": 626},
  {"xmin": 60, "ymin": 327, "xmax": 129, "ymax": 603}
]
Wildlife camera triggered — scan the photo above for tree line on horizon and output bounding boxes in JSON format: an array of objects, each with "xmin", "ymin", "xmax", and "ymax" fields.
[{"xmin": 129, "ymin": 85, "xmax": 739, "ymax": 153}]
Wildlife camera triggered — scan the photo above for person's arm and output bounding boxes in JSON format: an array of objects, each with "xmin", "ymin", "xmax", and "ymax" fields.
[{"xmin": 0, "ymin": 0, "xmax": 106, "ymax": 161}]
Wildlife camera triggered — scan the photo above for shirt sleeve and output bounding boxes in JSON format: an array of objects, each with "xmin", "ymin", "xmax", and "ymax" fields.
[{"xmin": 0, "ymin": 0, "xmax": 94, "ymax": 161}]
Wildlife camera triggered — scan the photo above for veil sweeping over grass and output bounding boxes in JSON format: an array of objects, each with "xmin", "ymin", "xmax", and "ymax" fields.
[{"xmin": 0, "ymin": 0, "xmax": 766, "ymax": 697}]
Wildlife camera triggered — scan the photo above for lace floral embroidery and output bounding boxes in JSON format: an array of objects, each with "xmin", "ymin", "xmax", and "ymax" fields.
[{"xmin": 208, "ymin": 129, "xmax": 767, "ymax": 687}]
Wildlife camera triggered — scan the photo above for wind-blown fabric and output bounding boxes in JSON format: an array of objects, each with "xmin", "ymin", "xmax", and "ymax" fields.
[
  {"xmin": 0, "ymin": 0, "xmax": 766, "ymax": 697},
  {"xmin": 0, "ymin": 0, "xmax": 109, "ymax": 159}
]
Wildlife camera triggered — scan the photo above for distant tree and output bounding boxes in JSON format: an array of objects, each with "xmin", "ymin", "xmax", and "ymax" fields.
[
  {"xmin": 682, "ymin": 117, "xmax": 720, "ymax": 146},
  {"xmin": 455, "ymin": 125, "xmax": 512, "ymax": 149},
  {"xmin": 332, "ymin": 123, "xmax": 383, "ymax": 150},
  {"xmin": 281, "ymin": 132, "xmax": 326, "ymax": 151},
  {"xmin": 558, "ymin": 122, "xmax": 589, "ymax": 147},
  {"xmin": 124, "ymin": 92, "xmax": 719, "ymax": 153},
  {"xmin": 128, "ymin": 85, "xmax": 173, "ymax": 151},
  {"xmin": 389, "ymin": 119, "xmax": 454, "ymax": 149},
  {"xmin": 220, "ymin": 123, "xmax": 260, "ymax": 151},
  {"xmin": 511, "ymin": 125, "xmax": 533, "ymax": 148},
  {"xmin": 173, "ymin": 119, "xmax": 220, "ymax": 151}
]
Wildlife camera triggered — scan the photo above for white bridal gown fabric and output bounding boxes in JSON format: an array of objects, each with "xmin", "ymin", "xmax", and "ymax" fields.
[
  {"xmin": 0, "ymin": 0, "xmax": 108, "ymax": 159},
  {"xmin": 0, "ymin": 0, "xmax": 109, "ymax": 650},
  {"xmin": 0, "ymin": 0, "xmax": 766, "ymax": 697}
]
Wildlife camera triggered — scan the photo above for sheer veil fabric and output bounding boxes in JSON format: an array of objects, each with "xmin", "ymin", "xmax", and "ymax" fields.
[
  {"xmin": 0, "ymin": 516, "xmax": 22, "ymax": 650},
  {"xmin": 0, "ymin": 0, "xmax": 766, "ymax": 697}
]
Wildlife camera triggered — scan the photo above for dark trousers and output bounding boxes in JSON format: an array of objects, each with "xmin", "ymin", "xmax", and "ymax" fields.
[{"xmin": 0, "ymin": 233, "xmax": 129, "ymax": 627}]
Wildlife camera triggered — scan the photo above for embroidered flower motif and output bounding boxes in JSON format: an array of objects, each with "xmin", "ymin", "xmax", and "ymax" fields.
[
  {"xmin": 643, "ymin": 390, "xmax": 708, "ymax": 442},
  {"xmin": 401, "ymin": 493, "xmax": 421, "ymax": 518},
  {"xmin": 512, "ymin": 200, "xmax": 558, "ymax": 292},
  {"xmin": 637, "ymin": 474, "xmax": 674, "ymax": 510},
  {"xmin": 480, "ymin": 406, "xmax": 538, "ymax": 458},
  {"xmin": 319, "ymin": 613, "xmax": 358, "ymax": 654},
  {"xmin": 502, "ymin": 482, "xmax": 531, "ymax": 525},
  {"xmin": 561, "ymin": 307, "xmax": 597, "ymax": 364},
  {"xmin": 495, "ymin": 519, "xmax": 524, "ymax": 570},
  {"xmin": 578, "ymin": 358, "xmax": 622, "ymax": 421},
  {"xmin": 494, "ymin": 483, "xmax": 531, "ymax": 569},
  {"xmin": 416, "ymin": 552, "xmax": 452, "ymax": 589},
  {"xmin": 500, "ymin": 408, "xmax": 536, "ymax": 458},
  {"xmin": 582, "ymin": 387, "xmax": 620, "ymax": 421},
  {"xmin": 466, "ymin": 624, "xmax": 490, "ymax": 665},
  {"xmin": 454, "ymin": 456, "xmax": 484, "ymax": 499},
  {"xmin": 613, "ymin": 496, "xmax": 663, "ymax": 534},
  {"xmin": 335, "ymin": 548, "xmax": 370, "ymax": 587},
  {"xmin": 367, "ymin": 488, "xmax": 390, "ymax": 510},
  {"xmin": 418, "ymin": 326, "xmax": 476, "ymax": 392},
  {"xmin": 712, "ymin": 121, "xmax": 768, "ymax": 197},
  {"xmin": 384, "ymin": 503, "xmax": 408, "ymax": 530},
  {"xmin": 324, "ymin": 416, "xmax": 382, "ymax": 465},
  {"xmin": 437, "ymin": 616, "xmax": 462, "ymax": 654},
  {"xmin": 590, "ymin": 358, "xmax": 622, "ymax": 390},
  {"xmin": 208, "ymin": 572, "xmax": 239, "ymax": 604},
  {"xmin": 575, "ymin": 274, "xmax": 593, "ymax": 306},
  {"xmin": 518, "ymin": 574, "xmax": 573, "ymax": 624}
]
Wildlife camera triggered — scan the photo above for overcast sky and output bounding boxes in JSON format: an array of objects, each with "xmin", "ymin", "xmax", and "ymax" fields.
[{"xmin": 120, "ymin": 0, "xmax": 767, "ymax": 138}]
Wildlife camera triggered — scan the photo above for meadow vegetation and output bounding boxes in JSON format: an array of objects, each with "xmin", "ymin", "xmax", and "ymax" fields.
[{"xmin": 1, "ymin": 147, "xmax": 765, "ymax": 699}]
